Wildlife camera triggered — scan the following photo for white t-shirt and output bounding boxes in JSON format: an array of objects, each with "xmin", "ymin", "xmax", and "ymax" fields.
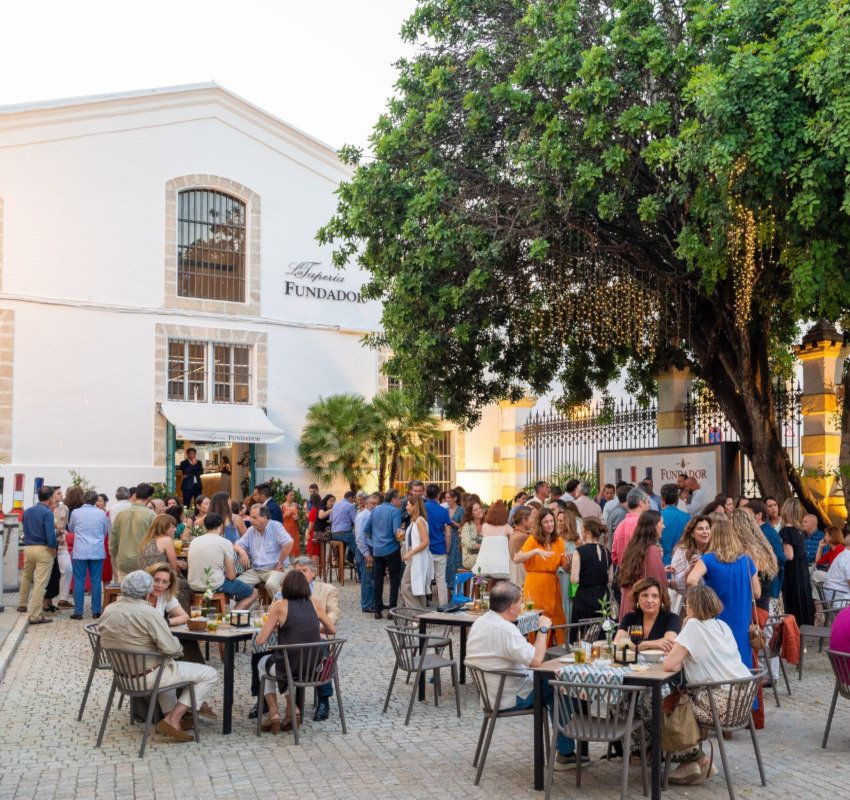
[
  {"xmin": 465, "ymin": 610, "xmax": 535, "ymax": 708},
  {"xmin": 155, "ymin": 594, "xmax": 180, "ymax": 614},
  {"xmin": 675, "ymin": 618, "xmax": 751, "ymax": 685},
  {"xmin": 187, "ymin": 534, "xmax": 235, "ymax": 591},
  {"xmin": 824, "ymin": 550, "xmax": 850, "ymax": 599}
]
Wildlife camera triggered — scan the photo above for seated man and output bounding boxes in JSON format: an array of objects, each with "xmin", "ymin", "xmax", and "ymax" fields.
[
  {"xmin": 97, "ymin": 570, "xmax": 219, "ymax": 742},
  {"xmin": 235, "ymin": 505, "xmax": 294, "ymax": 599},
  {"xmin": 188, "ymin": 513, "xmax": 256, "ymax": 610},
  {"xmin": 248, "ymin": 555, "xmax": 341, "ymax": 721},
  {"xmin": 465, "ymin": 580, "xmax": 588, "ymax": 769}
]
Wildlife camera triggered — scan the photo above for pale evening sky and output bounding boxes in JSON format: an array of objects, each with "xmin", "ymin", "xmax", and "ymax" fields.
[{"xmin": 0, "ymin": 0, "xmax": 417, "ymax": 151}]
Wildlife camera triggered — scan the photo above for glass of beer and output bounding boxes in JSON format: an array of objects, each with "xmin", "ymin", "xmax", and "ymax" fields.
[
  {"xmin": 174, "ymin": 539, "xmax": 183, "ymax": 556},
  {"xmin": 206, "ymin": 617, "xmax": 219, "ymax": 632},
  {"xmin": 573, "ymin": 644, "xmax": 586, "ymax": 664},
  {"xmin": 190, "ymin": 606, "xmax": 202, "ymax": 619}
]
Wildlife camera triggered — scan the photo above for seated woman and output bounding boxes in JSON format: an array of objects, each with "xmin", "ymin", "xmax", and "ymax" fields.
[
  {"xmin": 614, "ymin": 577, "xmax": 680, "ymax": 653},
  {"xmin": 662, "ymin": 585, "xmax": 752, "ymax": 785},
  {"xmin": 815, "ymin": 526, "xmax": 846, "ymax": 570},
  {"xmin": 254, "ymin": 570, "xmax": 336, "ymax": 733},
  {"xmin": 145, "ymin": 564, "xmax": 189, "ymax": 627}
]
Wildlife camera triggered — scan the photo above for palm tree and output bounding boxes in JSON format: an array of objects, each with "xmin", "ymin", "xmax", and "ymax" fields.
[
  {"xmin": 297, "ymin": 394, "xmax": 376, "ymax": 491},
  {"xmin": 369, "ymin": 389, "xmax": 441, "ymax": 492}
]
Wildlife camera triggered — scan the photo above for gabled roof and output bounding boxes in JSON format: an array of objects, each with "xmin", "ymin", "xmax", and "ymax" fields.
[{"xmin": 0, "ymin": 82, "xmax": 350, "ymax": 174}]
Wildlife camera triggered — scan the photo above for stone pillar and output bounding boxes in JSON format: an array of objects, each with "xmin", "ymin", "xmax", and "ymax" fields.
[
  {"xmin": 656, "ymin": 367, "xmax": 693, "ymax": 447},
  {"xmin": 498, "ymin": 397, "xmax": 536, "ymax": 501},
  {"xmin": 0, "ymin": 308, "xmax": 14, "ymax": 464},
  {"xmin": 795, "ymin": 320, "xmax": 846, "ymax": 524}
]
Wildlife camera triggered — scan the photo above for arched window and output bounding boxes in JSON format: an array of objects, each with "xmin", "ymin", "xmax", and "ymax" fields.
[{"xmin": 177, "ymin": 189, "xmax": 246, "ymax": 302}]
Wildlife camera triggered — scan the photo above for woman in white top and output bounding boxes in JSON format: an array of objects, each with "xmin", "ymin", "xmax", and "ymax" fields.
[
  {"xmin": 145, "ymin": 564, "xmax": 189, "ymax": 626},
  {"xmin": 669, "ymin": 515, "xmax": 711, "ymax": 594},
  {"xmin": 403, "ymin": 496, "xmax": 434, "ymax": 601},
  {"xmin": 473, "ymin": 500, "xmax": 512, "ymax": 578},
  {"xmin": 662, "ymin": 585, "xmax": 751, "ymax": 785}
]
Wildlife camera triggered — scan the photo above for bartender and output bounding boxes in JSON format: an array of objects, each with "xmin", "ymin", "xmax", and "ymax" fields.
[{"xmin": 178, "ymin": 447, "xmax": 204, "ymax": 507}]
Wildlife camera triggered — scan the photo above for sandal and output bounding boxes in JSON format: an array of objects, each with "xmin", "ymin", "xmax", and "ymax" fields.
[
  {"xmin": 282, "ymin": 710, "xmax": 302, "ymax": 732},
  {"xmin": 261, "ymin": 716, "xmax": 281, "ymax": 734}
]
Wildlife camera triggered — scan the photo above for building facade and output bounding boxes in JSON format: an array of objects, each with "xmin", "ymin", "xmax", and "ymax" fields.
[{"xmin": 0, "ymin": 84, "xmax": 531, "ymax": 502}]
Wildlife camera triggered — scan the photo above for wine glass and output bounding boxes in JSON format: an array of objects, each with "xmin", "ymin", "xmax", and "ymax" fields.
[{"xmin": 628, "ymin": 624, "xmax": 644, "ymax": 648}]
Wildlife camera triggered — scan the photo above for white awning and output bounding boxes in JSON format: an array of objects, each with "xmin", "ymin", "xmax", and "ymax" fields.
[{"xmin": 160, "ymin": 402, "xmax": 285, "ymax": 444}]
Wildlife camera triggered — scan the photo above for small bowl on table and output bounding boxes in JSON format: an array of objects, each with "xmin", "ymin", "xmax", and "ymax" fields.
[{"xmin": 187, "ymin": 617, "xmax": 208, "ymax": 632}]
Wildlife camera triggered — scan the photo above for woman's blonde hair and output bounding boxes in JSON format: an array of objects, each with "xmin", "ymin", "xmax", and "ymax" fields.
[
  {"xmin": 407, "ymin": 496, "xmax": 428, "ymax": 521},
  {"xmin": 140, "ymin": 513, "xmax": 177, "ymax": 550},
  {"xmin": 146, "ymin": 563, "xmax": 178, "ymax": 601},
  {"xmin": 686, "ymin": 584, "xmax": 724, "ymax": 621},
  {"xmin": 729, "ymin": 508, "xmax": 778, "ymax": 578},
  {"xmin": 706, "ymin": 518, "xmax": 742, "ymax": 564},
  {"xmin": 780, "ymin": 497, "xmax": 805, "ymax": 529}
]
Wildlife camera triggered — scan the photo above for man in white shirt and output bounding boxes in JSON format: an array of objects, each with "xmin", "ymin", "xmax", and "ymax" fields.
[
  {"xmin": 562, "ymin": 479, "xmax": 603, "ymax": 522},
  {"xmin": 685, "ymin": 477, "xmax": 708, "ymax": 516},
  {"xmin": 824, "ymin": 549, "xmax": 850, "ymax": 600},
  {"xmin": 465, "ymin": 581, "xmax": 588, "ymax": 768},
  {"xmin": 108, "ymin": 486, "xmax": 132, "ymax": 519}
]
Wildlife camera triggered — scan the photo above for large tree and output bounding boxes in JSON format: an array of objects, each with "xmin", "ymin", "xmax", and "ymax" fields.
[{"xmin": 319, "ymin": 0, "xmax": 850, "ymax": 513}]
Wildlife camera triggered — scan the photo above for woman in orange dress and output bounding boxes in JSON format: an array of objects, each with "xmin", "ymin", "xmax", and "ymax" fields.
[
  {"xmin": 282, "ymin": 490, "xmax": 301, "ymax": 559},
  {"xmin": 513, "ymin": 507, "xmax": 568, "ymax": 642}
]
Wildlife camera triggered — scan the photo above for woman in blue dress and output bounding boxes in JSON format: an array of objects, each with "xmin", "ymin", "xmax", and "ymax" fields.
[
  {"xmin": 444, "ymin": 488, "xmax": 464, "ymax": 599},
  {"xmin": 687, "ymin": 517, "xmax": 761, "ymax": 667}
]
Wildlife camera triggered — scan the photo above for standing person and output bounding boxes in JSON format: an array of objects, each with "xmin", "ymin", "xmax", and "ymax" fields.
[
  {"xmin": 659, "ymin": 483, "xmax": 690, "ymax": 565},
  {"xmin": 640, "ymin": 479, "xmax": 662, "ymax": 511},
  {"xmin": 305, "ymin": 491, "xmax": 323, "ymax": 566},
  {"xmin": 569, "ymin": 518, "xmax": 612, "ymax": 634},
  {"xmin": 234, "ymin": 505, "xmax": 294, "ymax": 598},
  {"xmin": 764, "ymin": 497, "xmax": 781, "ymax": 532},
  {"xmin": 109, "ymin": 487, "xmax": 131, "ymax": 519},
  {"xmin": 399, "ymin": 479, "xmax": 426, "ymax": 529},
  {"xmin": 354, "ymin": 493, "xmax": 378, "ymax": 613},
  {"xmin": 109, "ymin": 483, "xmax": 156, "ymax": 583},
  {"xmin": 52, "ymin": 486, "xmax": 77, "ymax": 609},
  {"xmin": 611, "ymin": 487, "xmax": 650, "ymax": 566},
  {"xmin": 748, "ymin": 499, "xmax": 786, "ymax": 607},
  {"xmin": 617, "ymin": 510, "xmax": 668, "ymax": 620},
  {"xmin": 684, "ymin": 477, "xmax": 708, "ymax": 516},
  {"xmin": 17, "ymin": 485, "xmax": 58, "ymax": 625},
  {"xmin": 525, "ymin": 480, "xmax": 550, "ymax": 511},
  {"xmin": 473, "ymin": 499, "xmax": 512, "ymax": 578},
  {"xmin": 313, "ymin": 494, "xmax": 335, "ymax": 566},
  {"xmin": 605, "ymin": 482, "xmax": 631, "ymax": 534},
  {"xmin": 67, "ymin": 490, "xmax": 110, "ymax": 620},
  {"xmin": 281, "ymin": 490, "xmax": 302, "ymax": 558},
  {"xmin": 778, "ymin": 498, "xmax": 816, "ymax": 626},
  {"xmin": 564, "ymin": 479, "xmax": 603, "ymax": 522},
  {"xmin": 423, "ymin": 483, "xmax": 452, "ymax": 605},
  {"xmin": 219, "ymin": 455, "xmax": 232, "ymax": 494},
  {"xmin": 178, "ymin": 448, "xmax": 204, "ymax": 508},
  {"xmin": 329, "ymin": 490, "xmax": 358, "ymax": 565},
  {"xmin": 687, "ymin": 518, "xmax": 760, "ymax": 668},
  {"xmin": 669, "ymin": 516, "xmax": 712, "ymax": 595},
  {"xmin": 138, "ymin": 513, "xmax": 192, "ymax": 612},
  {"xmin": 509, "ymin": 507, "xmax": 534, "ymax": 587},
  {"xmin": 597, "ymin": 483, "xmax": 616, "ymax": 513},
  {"xmin": 365, "ymin": 489, "xmax": 403, "ymax": 618},
  {"xmin": 507, "ymin": 491, "xmax": 528, "ymax": 525},
  {"xmin": 513, "ymin": 508, "xmax": 567, "ymax": 641},
  {"xmin": 445, "ymin": 488, "xmax": 464, "ymax": 600},
  {"xmin": 460, "ymin": 499, "xmax": 485, "ymax": 570},
  {"xmin": 255, "ymin": 483, "xmax": 283, "ymax": 524},
  {"xmin": 399, "ymin": 495, "xmax": 434, "ymax": 609}
]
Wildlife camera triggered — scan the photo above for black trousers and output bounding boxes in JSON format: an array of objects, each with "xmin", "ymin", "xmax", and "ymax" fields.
[
  {"xmin": 44, "ymin": 557, "xmax": 60, "ymax": 601},
  {"xmin": 373, "ymin": 550, "xmax": 402, "ymax": 612}
]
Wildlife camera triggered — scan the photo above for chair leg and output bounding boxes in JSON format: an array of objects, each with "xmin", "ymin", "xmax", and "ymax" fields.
[
  {"xmin": 474, "ymin": 713, "xmax": 499, "ymax": 786},
  {"xmin": 748, "ymin": 718, "xmax": 765, "ymax": 786},
  {"xmin": 779, "ymin": 658, "xmax": 793, "ymax": 697},
  {"xmin": 713, "ymin": 717, "xmax": 736, "ymax": 800},
  {"xmin": 433, "ymin": 669, "xmax": 439, "ymax": 707},
  {"xmin": 544, "ymin": 708, "xmax": 559, "ymax": 800},
  {"xmin": 576, "ymin": 738, "xmax": 582, "ymax": 789},
  {"xmin": 451, "ymin": 664, "xmax": 461, "ymax": 718},
  {"xmin": 333, "ymin": 671, "xmax": 347, "ymax": 734},
  {"xmin": 77, "ymin": 660, "xmax": 98, "ymax": 721},
  {"xmin": 761, "ymin": 648, "xmax": 781, "ymax": 708},
  {"xmin": 139, "ymin": 687, "xmax": 160, "ymax": 758},
  {"xmin": 256, "ymin": 676, "xmax": 266, "ymax": 737},
  {"xmin": 404, "ymin": 666, "xmax": 423, "ymax": 726},
  {"xmin": 382, "ymin": 665, "xmax": 398, "ymax": 714},
  {"xmin": 291, "ymin": 691, "xmax": 301, "ymax": 745},
  {"xmin": 118, "ymin": 693, "xmax": 124, "ymax": 710},
  {"xmin": 619, "ymin": 734, "xmax": 632, "ymax": 800},
  {"xmin": 822, "ymin": 683, "xmax": 840, "ymax": 749},
  {"xmin": 95, "ymin": 680, "xmax": 116, "ymax": 748},
  {"xmin": 662, "ymin": 751, "xmax": 672, "ymax": 790},
  {"xmin": 638, "ymin": 724, "xmax": 649, "ymax": 797},
  {"xmin": 472, "ymin": 717, "xmax": 488, "ymax": 767},
  {"xmin": 189, "ymin": 685, "xmax": 199, "ymax": 744},
  {"xmin": 798, "ymin": 634, "xmax": 805, "ymax": 680}
]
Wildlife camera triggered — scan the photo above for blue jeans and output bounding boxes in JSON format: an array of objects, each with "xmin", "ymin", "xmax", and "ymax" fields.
[
  {"xmin": 355, "ymin": 549, "xmax": 374, "ymax": 611},
  {"xmin": 511, "ymin": 683, "xmax": 576, "ymax": 756},
  {"xmin": 72, "ymin": 558, "xmax": 103, "ymax": 615},
  {"xmin": 331, "ymin": 530, "xmax": 356, "ymax": 562},
  {"xmin": 317, "ymin": 681, "xmax": 333, "ymax": 699}
]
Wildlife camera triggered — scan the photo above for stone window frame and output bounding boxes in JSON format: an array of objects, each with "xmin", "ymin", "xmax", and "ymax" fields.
[
  {"xmin": 153, "ymin": 323, "xmax": 267, "ymax": 466},
  {"xmin": 164, "ymin": 175, "xmax": 261, "ymax": 316},
  {"xmin": 0, "ymin": 308, "xmax": 12, "ymax": 464}
]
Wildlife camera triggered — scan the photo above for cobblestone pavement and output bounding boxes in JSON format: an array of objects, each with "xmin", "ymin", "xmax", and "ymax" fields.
[{"xmin": 1, "ymin": 584, "xmax": 849, "ymax": 800}]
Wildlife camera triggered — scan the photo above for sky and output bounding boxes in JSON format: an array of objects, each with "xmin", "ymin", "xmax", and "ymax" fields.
[{"xmin": 0, "ymin": 0, "xmax": 418, "ymax": 151}]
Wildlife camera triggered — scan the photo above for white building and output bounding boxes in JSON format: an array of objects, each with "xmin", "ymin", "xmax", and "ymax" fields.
[{"xmin": 0, "ymin": 84, "xmax": 533, "ymax": 503}]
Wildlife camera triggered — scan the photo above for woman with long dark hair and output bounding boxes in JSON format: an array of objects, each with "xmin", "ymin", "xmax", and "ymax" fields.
[
  {"xmin": 305, "ymin": 491, "xmax": 323, "ymax": 566},
  {"xmin": 618, "ymin": 510, "xmax": 667, "ymax": 621}
]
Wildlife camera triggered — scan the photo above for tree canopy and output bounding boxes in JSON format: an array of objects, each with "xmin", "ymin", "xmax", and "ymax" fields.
[{"xmin": 319, "ymin": 0, "xmax": 850, "ymax": 507}]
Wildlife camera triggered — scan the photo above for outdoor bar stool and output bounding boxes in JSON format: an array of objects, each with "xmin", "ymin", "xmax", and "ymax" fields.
[
  {"xmin": 665, "ymin": 671, "xmax": 765, "ymax": 800},
  {"xmin": 103, "ymin": 584, "xmax": 122, "ymax": 608},
  {"xmin": 821, "ymin": 649, "xmax": 850, "ymax": 749},
  {"xmin": 759, "ymin": 614, "xmax": 793, "ymax": 707},
  {"xmin": 77, "ymin": 623, "xmax": 123, "ymax": 721},
  {"xmin": 383, "ymin": 627, "xmax": 461, "ymax": 725},
  {"xmin": 320, "ymin": 540, "xmax": 346, "ymax": 585},
  {"xmin": 547, "ymin": 679, "xmax": 649, "ymax": 800},
  {"xmin": 466, "ymin": 664, "xmax": 549, "ymax": 785},
  {"xmin": 256, "ymin": 639, "xmax": 348, "ymax": 744},
  {"xmin": 96, "ymin": 647, "xmax": 200, "ymax": 758}
]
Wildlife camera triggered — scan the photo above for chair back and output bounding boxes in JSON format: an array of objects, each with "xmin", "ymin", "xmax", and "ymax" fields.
[
  {"xmin": 763, "ymin": 615, "xmax": 786, "ymax": 658},
  {"xmin": 387, "ymin": 607, "xmax": 424, "ymax": 631},
  {"xmin": 687, "ymin": 671, "xmax": 762, "ymax": 730},
  {"xmin": 267, "ymin": 639, "xmax": 346, "ymax": 688},
  {"xmin": 818, "ymin": 598, "xmax": 850, "ymax": 626},
  {"xmin": 466, "ymin": 664, "xmax": 525, "ymax": 715},
  {"xmin": 550, "ymin": 679, "xmax": 645, "ymax": 741},
  {"xmin": 101, "ymin": 647, "xmax": 168, "ymax": 695},
  {"xmin": 453, "ymin": 572, "xmax": 474, "ymax": 603},
  {"xmin": 386, "ymin": 626, "xmax": 434, "ymax": 672},
  {"xmin": 84, "ymin": 623, "xmax": 111, "ymax": 670},
  {"xmin": 827, "ymin": 649, "xmax": 850, "ymax": 699},
  {"xmin": 575, "ymin": 616, "xmax": 605, "ymax": 643}
]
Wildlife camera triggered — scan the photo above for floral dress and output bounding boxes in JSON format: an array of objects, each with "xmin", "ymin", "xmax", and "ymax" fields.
[
  {"xmin": 445, "ymin": 506, "xmax": 464, "ymax": 595},
  {"xmin": 460, "ymin": 522, "xmax": 483, "ymax": 570}
]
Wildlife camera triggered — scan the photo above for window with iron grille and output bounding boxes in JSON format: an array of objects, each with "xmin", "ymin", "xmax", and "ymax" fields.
[
  {"xmin": 396, "ymin": 430, "xmax": 454, "ymax": 492},
  {"xmin": 177, "ymin": 189, "xmax": 246, "ymax": 302},
  {"xmin": 168, "ymin": 339, "xmax": 251, "ymax": 404}
]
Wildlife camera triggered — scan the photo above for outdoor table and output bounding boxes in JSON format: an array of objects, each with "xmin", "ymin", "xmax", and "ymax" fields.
[
  {"xmin": 416, "ymin": 608, "xmax": 540, "ymax": 701},
  {"xmin": 172, "ymin": 624, "xmax": 254, "ymax": 735},
  {"xmin": 531, "ymin": 655, "xmax": 679, "ymax": 799}
]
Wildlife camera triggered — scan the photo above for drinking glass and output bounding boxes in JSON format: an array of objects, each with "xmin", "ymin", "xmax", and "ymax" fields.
[
  {"xmin": 628, "ymin": 624, "xmax": 644, "ymax": 648},
  {"xmin": 590, "ymin": 643, "xmax": 602, "ymax": 661},
  {"xmin": 573, "ymin": 644, "xmax": 586, "ymax": 664},
  {"xmin": 190, "ymin": 606, "xmax": 202, "ymax": 619}
]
